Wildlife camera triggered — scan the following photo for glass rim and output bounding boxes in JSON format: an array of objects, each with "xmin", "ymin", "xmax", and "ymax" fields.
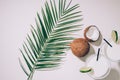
[
  {"xmin": 85, "ymin": 54, "xmax": 111, "ymax": 79},
  {"xmin": 103, "ymin": 39, "xmax": 120, "ymax": 62}
]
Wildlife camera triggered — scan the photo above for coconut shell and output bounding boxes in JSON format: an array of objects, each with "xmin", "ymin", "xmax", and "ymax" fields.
[
  {"xmin": 84, "ymin": 25, "xmax": 100, "ymax": 42},
  {"xmin": 70, "ymin": 38, "xmax": 90, "ymax": 57}
]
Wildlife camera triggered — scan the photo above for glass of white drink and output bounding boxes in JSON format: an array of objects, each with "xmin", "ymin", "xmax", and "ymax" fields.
[
  {"xmin": 86, "ymin": 54, "xmax": 111, "ymax": 79},
  {"xmin": 104, "ymin": 27, "xmax": 120, "ymax": 62},
  {"xmin": 104, "ymin": 39, "xmax": 120, "ymax": 62}
]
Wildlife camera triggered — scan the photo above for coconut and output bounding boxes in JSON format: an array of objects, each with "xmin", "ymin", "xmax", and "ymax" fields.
[
  {"xmin": 84, "ymin": 25, "xmax": 100, "ymax": 42},
  {"xmin": 70, "ymin": 38, "xmax": 90, "ymax": 57}
]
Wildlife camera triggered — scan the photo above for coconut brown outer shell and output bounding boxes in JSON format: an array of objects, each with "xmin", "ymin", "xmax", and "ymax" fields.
[
  {"xmin": 70, "ymin": 38, "xmax": 90, "ymax": 57},
  {"xmin": 84, "ymin": 26, "xmax": 93, "ymax": 42}
]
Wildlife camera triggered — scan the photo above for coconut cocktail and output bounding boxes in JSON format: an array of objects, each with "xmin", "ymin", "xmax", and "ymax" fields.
[
  {"xmin": 86, "ymin": 55, "xmax": 111, "ymax": 79},
  {"xmin": 105, "ymin": 41, "xmax": 120, "ymax": 61},
  {"xmin": 104, "ymin": 30, "xmax": 120, "ymax": 62}
]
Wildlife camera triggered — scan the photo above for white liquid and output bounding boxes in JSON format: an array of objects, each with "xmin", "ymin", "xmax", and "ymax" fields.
[
  {"xmin": 106, "ymin": 41, "xmax": 120, "ymax": 61},
  {"xmin": 87, "ymin": 55, "xmax": 109, "ymax": 79}
]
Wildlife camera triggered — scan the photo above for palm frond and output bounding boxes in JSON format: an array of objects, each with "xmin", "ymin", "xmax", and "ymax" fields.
[{"xmin": 19, "ymin": 0, "xmax": 82, "ymax": 80}]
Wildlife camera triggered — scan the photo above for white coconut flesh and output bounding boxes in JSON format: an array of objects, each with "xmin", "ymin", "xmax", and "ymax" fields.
[{"xmin": 86, "ymin": 27, "xmax": 99, "ymax": 41}]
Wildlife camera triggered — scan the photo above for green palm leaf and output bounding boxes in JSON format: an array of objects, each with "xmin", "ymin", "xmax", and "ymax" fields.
[{"xmin": 19, "ymin": 0, "xmax": 82, "ymax": 80}]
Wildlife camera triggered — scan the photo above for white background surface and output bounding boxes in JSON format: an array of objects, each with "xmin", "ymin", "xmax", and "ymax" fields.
[{"xmin": 0, "ymin": 0, "xmax": 120, "ymax": 80}]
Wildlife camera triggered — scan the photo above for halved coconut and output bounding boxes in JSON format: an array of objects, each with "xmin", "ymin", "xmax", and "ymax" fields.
[
  {"xmin": 84, "ymin": 25, "xmax": 100, "ymax": 42},
  {"xmin": 70, "ymin": 38, "xmax": 90, "ymax": 57}
]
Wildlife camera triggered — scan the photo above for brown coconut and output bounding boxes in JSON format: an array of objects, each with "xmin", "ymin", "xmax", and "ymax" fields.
[{"xmin": 70, "ymin": 38, "xmax": 90, "ymax": 57}]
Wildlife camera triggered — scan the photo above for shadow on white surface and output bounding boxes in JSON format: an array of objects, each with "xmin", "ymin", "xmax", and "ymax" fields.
[
  {"xmin": 90, "ymin": 32, "xmax": 103, "ymax": 46},
  {"xmin": 80, "ymin": 44, "xmax": 95, "ymax": 62},
  {"xmin": 97, "ymin": 68, "xmax": 119, "ymax": 80},
  {"xmin": 79, "ymin": 31, "xmax": 103, "ymax": 62},
  {"xmin": 118, "ymin": 62, "xmax": 120, "ymax": 69}
]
